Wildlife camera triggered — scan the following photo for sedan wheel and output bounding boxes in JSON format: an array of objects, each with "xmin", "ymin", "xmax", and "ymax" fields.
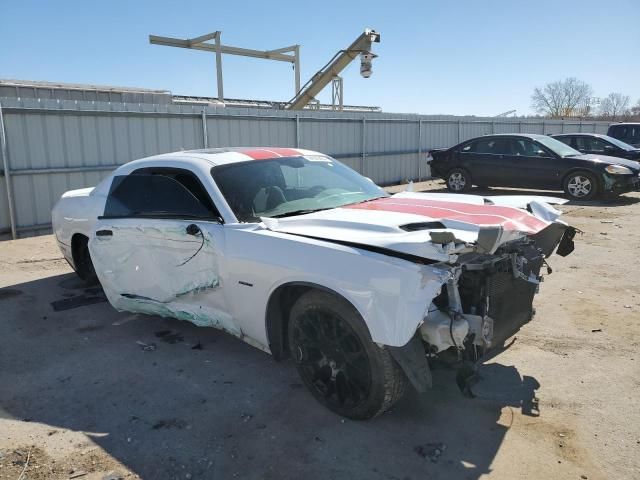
[
  {"xmin": 446, "ymin": 168, "xmax": 472, "ymax": 193},
  {"xmin": 564, "ymin": 171, "xmax": 598, "ymax": 200}
]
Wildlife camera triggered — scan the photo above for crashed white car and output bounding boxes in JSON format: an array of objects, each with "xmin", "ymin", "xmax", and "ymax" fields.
[{"xmin": 52, "ymin": 147, "xmax": 576, "ymax": 419}]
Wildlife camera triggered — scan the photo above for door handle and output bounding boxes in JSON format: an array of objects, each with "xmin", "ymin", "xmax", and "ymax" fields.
[{"xmin": 96, "ymin": 229, "xmax": 113, "ymax": 237}]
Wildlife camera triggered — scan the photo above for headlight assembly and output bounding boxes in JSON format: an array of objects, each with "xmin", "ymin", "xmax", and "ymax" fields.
[{"xmin": 605, "ymin": 165, "xmax": 633, "ymax": 175}]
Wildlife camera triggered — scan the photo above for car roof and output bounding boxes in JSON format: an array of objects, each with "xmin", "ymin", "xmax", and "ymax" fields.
[
  {"xmin": 129, "ymin": 147, "xmax": 324, "ymax": 168},
  {"xmin": 472, "ymin": 133, "xmax": 548, "ymax": 140},
  {"xmin": 609, "ymin": 123, "xmax": 640, "ymax": 126},
  {"xmin": 551, "ymin": 133, "xmax": 607, "ymax": 138}
]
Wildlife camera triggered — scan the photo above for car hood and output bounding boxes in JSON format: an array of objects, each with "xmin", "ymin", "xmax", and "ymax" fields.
[
  {"xmin": 261, "ymin": 192, "xmax": 568, "ymax": 263},
  {"xmin": 576, "ymin": 154, "xmax": 640, "ymax": 171}
]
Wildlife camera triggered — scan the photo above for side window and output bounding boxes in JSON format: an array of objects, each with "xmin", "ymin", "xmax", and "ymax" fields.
[
  {"xmin": 508, "ymin": 139, "xmax": 548, "ymax": 157},
  {"xmin": 469, "ymin": 139, "xmax": 509, "ymax": 154},
  {"xmin": 556, "ymin": 136, "xmax": 574, "ymax": 148},
  {"xmin": 588, "ymin": 138, "xmax": 608, "ymax": 153},
  {"xmin": 574, "ymin": 136, "xmax": 589, "ymax": 151},
  {"xmin": 460, "ymin": 141, "xmax": 477, "ymax": 153},
  {"xmin": 103, "ymin": 174, "xmax": 218, "ymax": 219},
  {"xmin": 131, "ymin": 167, "xmax": 218, "ymax": 214}
]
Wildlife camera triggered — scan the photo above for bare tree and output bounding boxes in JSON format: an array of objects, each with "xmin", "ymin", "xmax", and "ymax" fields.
[
  {"xmin": 531, "ymin": 78, "xmax": 593, "ymax": 118},
  {"xmin": 629, "ymin": 99, "xmax": 640, "ymax": 119},
  {"xmin": 599, "ymin": 93, "xmax": 631, "ymax": 120}
]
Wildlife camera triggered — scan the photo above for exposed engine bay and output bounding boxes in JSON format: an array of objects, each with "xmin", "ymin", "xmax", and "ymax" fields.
[{"xmin": 420, "ymin": 235, "xmax": 566, "ymax": 362}]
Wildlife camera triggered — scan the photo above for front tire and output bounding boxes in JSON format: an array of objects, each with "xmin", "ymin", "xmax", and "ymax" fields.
[
  {"xmin": 445, "ymin": 168, "xmax": 472, "ymax": 193},
  {"xmin": 563, "ymin": 170, "xmax": 599, "ymax": 200},
  {"xmin": 288, "ymin": 290, "xmax": 407, "ymax": 420}
]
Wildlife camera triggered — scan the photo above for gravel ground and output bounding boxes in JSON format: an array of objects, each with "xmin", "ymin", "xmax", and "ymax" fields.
[{"xmin": 0, "ymin": 181, "xmax": 639, "ymax": 480}]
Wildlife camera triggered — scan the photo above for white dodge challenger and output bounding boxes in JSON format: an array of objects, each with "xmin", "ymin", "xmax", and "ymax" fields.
[{"xmin": 52, "ymin": 147, "xmax": 576, "ymax": 419}]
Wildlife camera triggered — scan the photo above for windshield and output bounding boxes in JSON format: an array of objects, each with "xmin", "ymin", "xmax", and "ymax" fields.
[
  {"xmin": 603, "ymin": 135, "xmax": 637, "ymax": 151},
  {"xmin": 536, "ymin": 136, "xmax": 582, "ymax": 157},
  {"xmin": 211, "ymin": 155, "xmax": 388, "ymax": 222}
]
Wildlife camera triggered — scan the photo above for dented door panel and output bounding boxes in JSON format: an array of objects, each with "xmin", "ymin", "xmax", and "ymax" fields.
[{"xmin": 89, "ymin": 218, "xmax": 240, "ymax": 336}]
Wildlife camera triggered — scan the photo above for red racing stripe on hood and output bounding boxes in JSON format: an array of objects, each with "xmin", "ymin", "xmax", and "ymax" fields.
[
  {"xmin": 234, "ymin": 148, "xmax": 302, "ymax": 160},
  {"xmin": 344, "ymin": 197, "xmax": 549, "ymax": 233}
]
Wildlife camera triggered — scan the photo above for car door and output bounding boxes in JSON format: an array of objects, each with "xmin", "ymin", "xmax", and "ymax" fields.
[
  {"xmin": 458, "ymin": 137, "xmax": 510, "ymax": 186},
  {"xmin": 500, "ymin": 138, "xmax": 561, "ymax": 189},
  {"xmin": 89, "ymin": 170, "xmax": 241, "ymax": 336}
]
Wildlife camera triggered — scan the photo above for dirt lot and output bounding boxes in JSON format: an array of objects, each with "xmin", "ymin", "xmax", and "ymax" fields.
[{"xmin": 1, "ymin": 181, "xmax": 639, "ymax": 480}]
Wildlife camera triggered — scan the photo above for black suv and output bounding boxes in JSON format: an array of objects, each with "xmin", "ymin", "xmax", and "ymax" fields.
[
  {"xmin": 551, "ymin": 133, "xmax": 640, "ymax": 161},
  {"xmin": 428, "ymin": 134, "xmax": 640, "ymax": 200},
  {"xmin": 607, "ymin": 123, "xmax": 640, "ymax": 148}
]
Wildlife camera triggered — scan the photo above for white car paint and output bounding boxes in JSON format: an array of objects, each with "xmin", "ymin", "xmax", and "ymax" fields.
[{"xmin": 52, "ymin": 148, "xmax": 572, "ymax": 352}]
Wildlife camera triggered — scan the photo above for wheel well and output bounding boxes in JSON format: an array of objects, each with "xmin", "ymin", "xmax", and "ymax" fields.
[
  {"xmin": 265, "ymin": 283, "xmax": 356, "ymax": 361},
  {"xmin": 71, "ymin": 233, "xmax": 89, "ymax": 269}
]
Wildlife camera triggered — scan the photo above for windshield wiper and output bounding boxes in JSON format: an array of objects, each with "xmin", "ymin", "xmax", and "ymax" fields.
[{"xmin": 270, "ymin": 207, "xmax": 333, "ymax": 219}]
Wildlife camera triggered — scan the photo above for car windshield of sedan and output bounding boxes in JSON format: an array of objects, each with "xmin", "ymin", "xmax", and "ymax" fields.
[
  {"xmin": 211, "ymin": 155, "xmax": 388, "ymax": 222},
  {"xmin": 536, "ymin": 136, "xmax": 583, "ymax": 157},
  {"xmin": 604, "ymin": 135, "xmax": 637, "ymax": 151}
]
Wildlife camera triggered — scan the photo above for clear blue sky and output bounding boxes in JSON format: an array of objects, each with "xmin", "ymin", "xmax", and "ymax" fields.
[{"xmin": 1, "ymin": 0, "xmax": 638, "ymax": 116}]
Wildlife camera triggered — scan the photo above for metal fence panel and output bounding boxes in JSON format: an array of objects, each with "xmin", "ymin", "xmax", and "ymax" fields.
[
  {"xmin": 0, "ymin": 97, "xmax": 614, "ymax": 238},
  {"xmin": 299, "ymin": 118, "xmax": 361, "ymax": 158},
  {"xmin": 421, "ymin": 121, "xmax": 458, "ymax": 149}
]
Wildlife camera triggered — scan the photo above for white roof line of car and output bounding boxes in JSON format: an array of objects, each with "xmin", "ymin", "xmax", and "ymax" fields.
[{"xmin": 130, "ymin": 148, "xmax": 323, "ymax": 167}]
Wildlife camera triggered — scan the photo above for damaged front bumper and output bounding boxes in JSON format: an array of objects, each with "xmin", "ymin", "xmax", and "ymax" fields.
[
  {"xmin": 389, "ymin": 222, "xmax": 576, "ymax": 394},
  {"xmin": 602, "ymin": 172, "xmax": 640, "ymax": 195}
]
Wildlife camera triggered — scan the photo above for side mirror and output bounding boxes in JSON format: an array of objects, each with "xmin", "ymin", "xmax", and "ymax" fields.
[
  {"xmin": 536, "ymin": 150, "xmax": 547, "ymax": 157},
  {"xmin": 604, "ymin": 145, "xmax": 616, "ymax": 151}
]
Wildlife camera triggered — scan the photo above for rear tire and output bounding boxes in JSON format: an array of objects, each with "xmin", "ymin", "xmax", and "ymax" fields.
[
  {"xmin": 563, "ymin": 170, "xmax": 599, "ymax": 200},
  {"xmin": 72, "ymin": 235, "xmax": 99, "ymax": 286},
  {"xmin": 288, "ymin": 290, "xmax": 407, "ymax": 420},
  {"xmin": 445, "ymin": 168, "xmax": 472, "ymax": 193}
]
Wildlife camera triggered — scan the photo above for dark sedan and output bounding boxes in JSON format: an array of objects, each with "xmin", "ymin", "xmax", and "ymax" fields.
[
  {"xmin": 428, "ymin": 134, "xmax": 640, "ymax": 200},
  {"xmin": 551, "ymin": 133, "xmax": 640, "ymax": 161}
]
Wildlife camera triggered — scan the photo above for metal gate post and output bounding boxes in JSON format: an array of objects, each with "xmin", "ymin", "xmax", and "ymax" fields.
[
  {"xmin": 295, "ymin": 115, "xmax": 300, "ymax": 147},
  {"xmin": 201, "ymin": 110, "xmax": 209, "ymax": 148},
  {"xmin": 0, "ymin": 102, "xmax": 16, "ymax": 239},
  {"xmin": 457, "ymin": 120, "xmax": 462, "ymax": 143}
]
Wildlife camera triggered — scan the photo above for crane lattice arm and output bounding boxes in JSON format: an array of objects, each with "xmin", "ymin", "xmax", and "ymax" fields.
[{"xmin": 285, "ymin": 29, "xmax": 380, "ymax": 110}]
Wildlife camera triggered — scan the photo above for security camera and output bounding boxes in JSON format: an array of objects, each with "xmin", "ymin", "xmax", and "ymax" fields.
[{"xmin": 360, "ymin": 52, "xmax": 377, "ymax": 78}]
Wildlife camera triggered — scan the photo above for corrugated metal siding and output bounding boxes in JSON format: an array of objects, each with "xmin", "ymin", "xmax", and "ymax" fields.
[{"xmin": 0, "ymin": 96, "xmax": 614, "ymax": 238}]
